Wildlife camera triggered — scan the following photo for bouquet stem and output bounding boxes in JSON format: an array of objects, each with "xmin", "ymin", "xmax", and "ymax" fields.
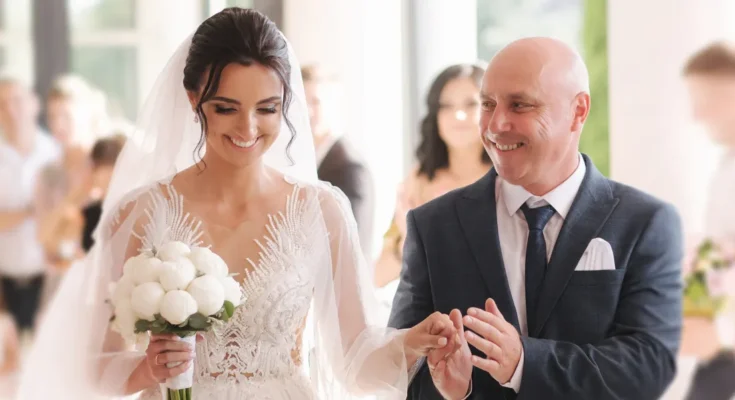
[
  {"xmin": 167, "ymin": 388, "xmax": 192, "ymax": 400},
  {"xmin": 164, "ymin": 335, "xmax": 196, "ymax": 399}
]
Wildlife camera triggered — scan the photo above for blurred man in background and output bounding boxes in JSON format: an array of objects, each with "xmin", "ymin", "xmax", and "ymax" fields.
[
  {"xmin": 301, "ymin": 65, "xmax": 375, "ymax": 260},
  {"xmin": 681, "ymin": 41, "xmax": 735, "ymax": 400}
]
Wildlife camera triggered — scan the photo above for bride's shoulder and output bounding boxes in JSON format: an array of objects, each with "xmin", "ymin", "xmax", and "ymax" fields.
[
  {"xmin": 280, "ymin": 175, "xmax": 350, "ymax": 219},
  {"xmin": 286, "ymin": 176, "xmax": 349, "ymax": 207},
  {"xmin": 103, "ymin": 180, "xmax": 175, "ymax": 236}
]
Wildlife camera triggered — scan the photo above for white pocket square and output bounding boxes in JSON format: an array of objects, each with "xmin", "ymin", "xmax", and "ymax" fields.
[{"xmin": 574, "ymin": 238, "xmax": 616, "ymax": 271}]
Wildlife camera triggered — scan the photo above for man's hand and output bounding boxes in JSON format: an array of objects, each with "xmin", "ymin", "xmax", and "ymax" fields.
[
  {"xmin": 463, "ymin": 299, "xmax": 522, "ymax": 385},
  {"xmin": 428, "ymin": 309, "xmax": 473, "ymax": 400}
]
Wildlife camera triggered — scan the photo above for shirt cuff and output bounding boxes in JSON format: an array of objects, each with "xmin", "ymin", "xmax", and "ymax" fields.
[{"xmin": 501, "ymin": 347, "xmax": 524, "ymax": 392}]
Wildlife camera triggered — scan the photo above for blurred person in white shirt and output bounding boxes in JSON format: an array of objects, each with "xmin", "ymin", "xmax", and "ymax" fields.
[
  {"xmin": 685, "ymin": 42, "xmax": 735, "ymax": 242},
  {"xmin": 677, "ymin": 41, "xmax": 735, "ymax": 400},
  {"xmin": 0, "ymin": 77, "xmax": 60, "ymax": 335}
]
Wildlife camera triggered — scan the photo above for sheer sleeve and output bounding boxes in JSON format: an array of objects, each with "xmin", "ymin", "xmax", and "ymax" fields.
[
  {"xmin": 16, "ymin": 186, "xmax": 157, "ymax": 399},
  {"xmin": 308, "ymin": 183, "xmax": 410, "ymax": 399}
]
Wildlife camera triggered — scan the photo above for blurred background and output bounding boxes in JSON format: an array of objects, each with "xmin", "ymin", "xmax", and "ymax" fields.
[{"xmin": 0, "ymin": 0, "xmax": 735, "ymax": 399}]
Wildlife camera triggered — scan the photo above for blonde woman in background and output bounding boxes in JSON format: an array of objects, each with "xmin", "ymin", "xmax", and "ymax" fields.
[
  {"xmin": 46, "ymin": 74, "xmax": 109, "ymax": 189},
  {"xmin": 35, "ymin": 76, "xmax": 111, "ymax": 270},
  {"xmin": 374, "ymin": 63, "xmax": 492, "ymax": 306}
]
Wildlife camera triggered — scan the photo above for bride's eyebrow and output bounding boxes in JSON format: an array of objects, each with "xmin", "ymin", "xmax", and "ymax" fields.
[
  {"xmin": 256, "ymin": 96, "xmax": 281, "ymax": 105},
  {"xmin": 210, "ymin": 96, "xmax": 240, "ymax": 105},
  {"xmin": 208, "ymin": 95, "xmax": 281, "ymax": 105}
]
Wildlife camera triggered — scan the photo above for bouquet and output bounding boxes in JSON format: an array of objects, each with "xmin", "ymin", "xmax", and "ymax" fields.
[
  {"xmin": 683, "ymin": 238, "xmax": 735, "ymax": 319},
  {"xmin": 109, "ymin": 240, "xmax": 244, "ymax": 400}
]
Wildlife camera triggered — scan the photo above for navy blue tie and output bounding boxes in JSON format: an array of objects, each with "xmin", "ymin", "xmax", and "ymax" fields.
[{"xmin": 521, "ymin": 204, "xmax": 555, "ymax": 334}]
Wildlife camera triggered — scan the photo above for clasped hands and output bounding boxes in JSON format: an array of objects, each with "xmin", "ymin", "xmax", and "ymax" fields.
[{"xmin": 405, "ymin": 299, "xmax": 523, "ymax": 400}]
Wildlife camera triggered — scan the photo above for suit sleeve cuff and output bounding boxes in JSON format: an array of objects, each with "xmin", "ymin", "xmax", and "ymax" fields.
[{"xmin": 501, "ymin": 347, "xmax": 524, "ymax": 392}]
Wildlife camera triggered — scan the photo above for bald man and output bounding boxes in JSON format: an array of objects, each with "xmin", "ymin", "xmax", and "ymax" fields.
[{"xmin": 389, "ymin": 37, "xmax": 682, "ymax": 399}]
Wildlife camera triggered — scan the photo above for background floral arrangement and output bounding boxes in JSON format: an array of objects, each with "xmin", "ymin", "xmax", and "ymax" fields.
[{"xmin": 683, "ymin": 238, "xmax": 735, "ymax": 319}]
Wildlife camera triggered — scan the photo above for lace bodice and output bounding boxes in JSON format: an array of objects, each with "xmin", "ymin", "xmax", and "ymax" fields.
[{"xmin": 138, "ymin": 178, "xmax": 323, "ymax": 399}]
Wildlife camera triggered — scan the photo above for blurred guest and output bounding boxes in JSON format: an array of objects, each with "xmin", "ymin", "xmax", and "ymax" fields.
[
  {"xmin": 301, "ymin": 65, "xmax": 375, "ymax": 258},
  {"xmin": 374, "ymin": 63, "xmax": 491, "ymax": 289},
  {"xmin": 46, "ymin": 75, "xmax": 108, "ymax": 190},
  {"xmin": 685, "ymin": 41, "xmax": 735, "ymax": 241},
  {"xmin": 35, "ymin": 76, "xmax": 111, "ymax": 270},
  {"xmin": 80, "ymin": 134, "xmax": 126, "ymax": 252},
  {"xmin": 35, "ymin": 164, "xmax": 84, "ymax": 270},
  {"xmin": 35, "ymin": 135, "xmax": 126, "ymax": 322},
  {"xmin": 0, "ymin": 78, "xmax": 61, "ymax": 334},
  {"xmin": 679, "ymin": 41, "xmax": 735, "ymax": 400}
]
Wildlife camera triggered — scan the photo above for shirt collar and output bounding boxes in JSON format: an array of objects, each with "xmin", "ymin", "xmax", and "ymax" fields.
[{"xmin": 500, "ymin": 153, "xmax": 586, "ymax": 219}]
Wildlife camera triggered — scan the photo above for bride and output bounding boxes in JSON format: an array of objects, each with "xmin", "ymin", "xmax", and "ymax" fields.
[{"xmin": 16, "ymin": 7, "xmax": 463, "ymax": 400}]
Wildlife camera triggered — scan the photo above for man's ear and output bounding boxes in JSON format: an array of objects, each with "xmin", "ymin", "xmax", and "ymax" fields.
[{"xmin": 570, "ymin": 91, "xmax": 591, "ymax": 132}]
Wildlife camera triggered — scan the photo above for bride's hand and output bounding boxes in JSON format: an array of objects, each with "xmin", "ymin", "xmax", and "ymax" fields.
[
  {"xmin": 144, "ymin": 334, "xmax": 195, "ymax": 383},
  {"xmin": 404, "ymin": 312, "xmax": 459, "ymax": 358}
]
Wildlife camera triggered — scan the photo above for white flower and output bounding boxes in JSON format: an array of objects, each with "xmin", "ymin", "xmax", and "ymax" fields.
[
  {"xmin": 187, "ymin": 275, "xmax": 225, "ymax": 316},
  {"xmin": 130, "ymin": 282, "xmax": 166, "ymax": 321},
  {"xmin": 111, "ymin": 275, "xmax": 135, "ymax": 308},
  {"xmin": 159, "ymin": 258, "xmax": 197, "ymax": 291},
  {"xmin": 122, "ymin": 253, "xmax": 148, "ymax": 277},
  {"xmin": 188, "ymin": 247, "xmax": 228, "ymax": 277},
  {"xmin": 157, "ymin": 241, "xmax": 192, "ymax": 262},
  {"xmin": 159, "ymin": 290, "xmax": 198, "ymax": 325},
  {"xmin": 219, "ymin": 276, "xmax": 244, "ymax": 306},
  {"xmin": 112, "ymin": 299, "xmax": 137, "ymax": 342},
  {"xmin": 131, "ymin": 257, "xmax": 164, "ymax": 285}
]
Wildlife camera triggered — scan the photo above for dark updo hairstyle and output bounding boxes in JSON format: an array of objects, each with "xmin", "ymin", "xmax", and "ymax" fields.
[
  {"xmin": 183, "ymin": 7, "xmax": 294, "ymax": 165},
  {"xmin": 416, "ymin": 63, "xmax": 490, "ymax": 181}
]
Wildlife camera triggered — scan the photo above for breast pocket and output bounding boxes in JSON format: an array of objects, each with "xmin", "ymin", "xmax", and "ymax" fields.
[
  {"xmin": 553, "ymin": 269, "xmax": 626, "ymax": 341},
  {"xmin": 567, "ymin": 269, "xmax": 626, "ymax": 286}
]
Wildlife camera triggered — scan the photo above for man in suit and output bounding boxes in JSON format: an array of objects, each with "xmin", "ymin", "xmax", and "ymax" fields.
[
  {"xmin": 302, "ymin": 65, "xmax": 376, "ymax": 259},
  {"xmin": 389, "ymin": 37, "xmax": 683, "ymax": 399}
]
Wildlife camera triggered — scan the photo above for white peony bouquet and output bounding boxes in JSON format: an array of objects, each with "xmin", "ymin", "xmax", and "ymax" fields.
[{"xmin": 109, "ymin": 240, "xmax": 244, "ymax": 400}]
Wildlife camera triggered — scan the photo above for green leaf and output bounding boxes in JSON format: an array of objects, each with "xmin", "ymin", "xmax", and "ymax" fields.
[
  {"xmin": 188, "ymin": 313, "xmax": 210, "ymax": 330},
  {"xmin": 151, "ymin": 324, "xmax": 167, "ymax": 334},
  {"xmin": 134, "ymin": 319, "xmax": 151, "ymax": 333},
  {"xmin": 224, "ymin": 301, "xmax": 235, "ymax": 319},
  {"xmin": 220, "ymin": 312, "xmax": 230, "ymax": 323}
]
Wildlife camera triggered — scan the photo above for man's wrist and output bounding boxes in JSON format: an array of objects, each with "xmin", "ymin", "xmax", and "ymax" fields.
[{"xmin": 449, "ymin": 377, "xmax": 472, "ymax": 400}]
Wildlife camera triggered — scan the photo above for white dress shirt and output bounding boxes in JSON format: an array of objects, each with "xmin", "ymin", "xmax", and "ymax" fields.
[
  {"xmin": 496, "ymin": 153, "xmax": 586, "ymax": 392},
  {"xmin": 0, "ymin": 132, "xmax": 61, "ymax": 278}
]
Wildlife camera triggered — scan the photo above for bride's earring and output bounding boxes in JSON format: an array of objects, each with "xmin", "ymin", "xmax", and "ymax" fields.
[{"xmin": 194, "ymin": 114, "xmax": 199, "ymax": 123}]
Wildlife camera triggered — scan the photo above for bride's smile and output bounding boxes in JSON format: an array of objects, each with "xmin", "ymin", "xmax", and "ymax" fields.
[{"xmin": 187, "ymin": 62, "xmax": 284, "ymax": 169}]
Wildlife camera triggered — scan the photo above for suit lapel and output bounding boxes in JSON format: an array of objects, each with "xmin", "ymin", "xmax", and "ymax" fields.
[
  {"xmin": 316, "ymin": 138, "xmax": 342, "ymax": 176},
  {"xmin": 532, "ymin": 156, "xmax": 619, "ymax": 336},
  {"xmin": 455, "ymin": 170, "xmax": 520, "ymax": 331}
]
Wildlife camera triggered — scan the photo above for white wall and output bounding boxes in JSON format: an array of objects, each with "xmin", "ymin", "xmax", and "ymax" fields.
[{"xmin": 608, "ymin": 0, "xmax": 735, "ymax": 238}]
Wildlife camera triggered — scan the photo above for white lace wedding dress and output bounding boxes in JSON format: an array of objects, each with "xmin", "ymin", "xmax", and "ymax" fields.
[{"xmin": 132, "ymin": 176, "xmax": 401, "ymax": 400}]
